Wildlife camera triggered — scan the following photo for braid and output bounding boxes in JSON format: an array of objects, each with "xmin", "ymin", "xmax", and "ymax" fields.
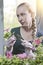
[{"xmin": 32, "ymin": 18, "xmax": 37, "ymax": 39}]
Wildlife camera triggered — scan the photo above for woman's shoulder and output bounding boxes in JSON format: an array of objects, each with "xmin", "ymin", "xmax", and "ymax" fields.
[{"xmin": 11, "ymin": 27, "xmax": 20, "ymax": 33}]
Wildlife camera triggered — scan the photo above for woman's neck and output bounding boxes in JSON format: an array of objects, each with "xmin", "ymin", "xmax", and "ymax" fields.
[
  {"xmin": 22, "ymin": 26, "xmax": 32, "ymax": 32},
  {"xmin": 20, "ymin": 27, "xmax": 33, "ymax": 41}
]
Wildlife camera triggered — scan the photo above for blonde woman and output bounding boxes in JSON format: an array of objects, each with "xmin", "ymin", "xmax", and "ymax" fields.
[{"xmin": 7, "ymin": 2, "xmax": 36, "ymax": 59}]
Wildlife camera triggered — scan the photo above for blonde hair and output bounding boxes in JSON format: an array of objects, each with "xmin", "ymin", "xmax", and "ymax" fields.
[{"xmin": 17, "ymin": 2, "xmax": 37, "ymax": 39}]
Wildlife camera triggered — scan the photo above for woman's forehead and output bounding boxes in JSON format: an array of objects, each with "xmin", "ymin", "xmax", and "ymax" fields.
[{"xmin": 16, "ymin": 5, "xmax": 29, "ymax": 13}]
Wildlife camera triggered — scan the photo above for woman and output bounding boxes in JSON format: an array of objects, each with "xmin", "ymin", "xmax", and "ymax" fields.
[{"xmin": 6, "ymin": 2, "xmax": 36, "ymax": 59}]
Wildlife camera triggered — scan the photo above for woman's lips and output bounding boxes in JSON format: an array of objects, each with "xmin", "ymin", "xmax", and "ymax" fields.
[{"xmin": 20, "ymin": 21, "xmax": 25, "ymax": 25}]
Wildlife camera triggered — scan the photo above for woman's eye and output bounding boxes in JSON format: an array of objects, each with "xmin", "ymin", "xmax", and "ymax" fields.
[
  {"xmin": 21, "ymin": 13, "xmax": 25, "ymax": 16},
  {"xmin": 17, "ymin": 13, "xmax": 25, "ymax": 18}
]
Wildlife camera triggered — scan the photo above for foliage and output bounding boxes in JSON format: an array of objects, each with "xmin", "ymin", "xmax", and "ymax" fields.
[
  {"xmin": 3, "ymin": 32, "xmax": 43, "ymax": 65},
  {"xmin": 0, "ymin": 47, "xmax": 43, "ymax": 65},
  {"xmin": 4, "ymin": 32, "xmax": 11, "ymax": 40}
]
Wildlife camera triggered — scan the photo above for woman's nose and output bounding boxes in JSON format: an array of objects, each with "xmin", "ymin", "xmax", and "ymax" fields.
[{"xmin": 18, "ymin": 15, "xmax": 23, "ymax": 22}]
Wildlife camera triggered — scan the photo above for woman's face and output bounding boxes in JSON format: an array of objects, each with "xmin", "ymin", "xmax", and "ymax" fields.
[{"xmin": 16, "ymin": 5, "xmax": 32, "ymax": 28}]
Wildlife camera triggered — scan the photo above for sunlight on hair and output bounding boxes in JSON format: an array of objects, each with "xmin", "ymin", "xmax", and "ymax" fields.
[{"xmin": 17, "ymin": 0, "xmax": 36, "ymax": 13}]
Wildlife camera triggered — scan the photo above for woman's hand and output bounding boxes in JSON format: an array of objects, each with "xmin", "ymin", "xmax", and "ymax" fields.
[
  {"xmin": 21, "ymin": 39, "xmax": 33, "ymax": 48},
  {"xmin": 7, "ymin": 35, "xmax": 16, "ymax": 47}
]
